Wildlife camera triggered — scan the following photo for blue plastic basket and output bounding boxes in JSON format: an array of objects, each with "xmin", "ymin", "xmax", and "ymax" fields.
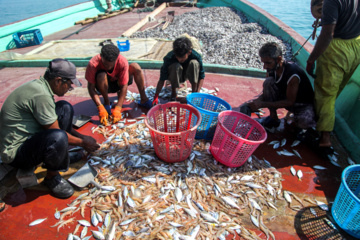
[
  {"xmin": 12, "ymin": 29, "xmax": 43, "ymax": 48},
  {"xmin": 186, "ymin": 93, "xmax": 232, "ymax": 140},
  {"xmin": 332, "ymin": 165, "xmax": 360, "ymax": 238},
  {"xmin": 117, "ymin": 40, "xmax": 130, "ymax": 52}
]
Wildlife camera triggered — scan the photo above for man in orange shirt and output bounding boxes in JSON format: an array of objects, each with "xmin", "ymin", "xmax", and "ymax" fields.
[{"xmin": 85, "ymin": 44, "xmax": 152, "ymax": 125}]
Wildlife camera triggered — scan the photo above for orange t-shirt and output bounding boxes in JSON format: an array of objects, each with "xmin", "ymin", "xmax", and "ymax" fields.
[{"xmin": 85, "ymin": 54, "xmax": 129, "ymax": 85}]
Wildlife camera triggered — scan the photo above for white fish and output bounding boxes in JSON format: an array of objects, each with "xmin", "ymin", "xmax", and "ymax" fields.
[
  {"xmin": 120, "ymin": 218, "xmax": 136, "ymax": 226},
  {"xmin": 81, "ymin": 226, "xmax": 88, "ymax": 238},
  {"xmin": 91, "ymin": 211, "xmax": 99, "ymax": 226},
  {"xmin": 268, "ymin": 140, "xmax": 280, "ymax": 145},
  {"xmin": 245, "ymin": 182, "xmax": 263, "ymax": 189},
  {"xmin": 273, "ymin": 142, "xmax": 280, "ymax": 149},
  {"xmin": 290, "ymin": 166, "xmax": 296, "ymax": 176},
  {"xmin": 347, "ymin": 157, "xmax": 356, "ymax": 165},
  {"xmin": 91, "ymin": 230, "xmax": 105, "ymax": 239},
  {"xmin": 310, "ymin": 208, "xmax": 317, "ymax": 217},
  {"xmin": 280, "ymin": 138, "xmax": 286, "ymax": 147},
  {"xmin": 60, "ymin": 206, "xmax": 77, "ymax": 212},
  {"xmin": 240, "ymin": 175, "xmax": 254, "ymax": 181},
  {"xmin": 267, "ymin": 202, "xmax": 278, "ymax": 210},
  {"xmin": 142, "ymin": 195, "xmax": 151, "ymax": 204},
  {"xmin": 78, "ymin": 220, "xmax": 91, "ymax": 227},
  {"xmin": 190, "ymin": 225, "xmax": 200, "ymax": 238},
  {"xmin": 277, "ymin": 150, "xmax": 295, "ymax": 156},
  {"xmin": 122, "ymin": 231, "xmax": 136, "ymax": 237},
  {"xmin": 104, "ymin": 213, "xmax": 111, "ymax": 228},
  {"xmin": 67, "ymin": 233, "xmax": 73, "ymax": 240},
  {"xmin": 29, "ymin": 218, "xmax": 47, "ymax": 226},
  {"xmin": 313, "ymin": 165, "xmax": 327, "ymax": 170},
  {"xmin": 169, "ymin": 222, "xmax": 184, "ymax": 227},
  {"xmin": 249, "ymin": 199, "xmax": 262, "ymax": 211},
  {"xmin": 175, "ymin": 187, "xmax": 183, "ymax": 203},
  {"xmin": 221, "ymin": 196, "xmax": 241, "ymax": 210},
  {"xmin": 54, "ymin": 209, "xmax": 60, "ymax": 220},
  {"xmin": 183, "ymin": 207, "xmax": 197, "ymax": 218},
  {"xmin": 293, "ymin": 149, "xmax": 302, "ymax": 159},
  {"xmin": 118, "ymin": 192, "xmax": 123, "ymax": 207},
  {"xmin": 127, "ymin": 196, "xmax": 136, "ymax": 208},
  {"xmin": 297, "ymin": 170, "xmax": 303, "ymax": 181},
  {"xmin": 316, "ymin": 200, "xmax": 329, "ymax": 211},
  {"xmin": 283, "ymin": 191, "xmax": 292, "ymax": 203},
  {"xmin": 291, "ymin": 140, "xmax": 301, "ymax": 147},
  {"xmin": 200, "ymin": 212, "xmax": 219, "ymax": 223},
  {"xmin": 250, "ymin": 215, "xmax": 259, "ymax": 228}
]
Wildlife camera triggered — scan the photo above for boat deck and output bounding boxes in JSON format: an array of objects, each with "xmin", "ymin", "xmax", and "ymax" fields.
[{"xmin": 0, "ymin": 4, "xmax": 354, "ymax": 240}]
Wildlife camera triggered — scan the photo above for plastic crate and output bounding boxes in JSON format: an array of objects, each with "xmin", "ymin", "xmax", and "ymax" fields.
[
  {"xmin": 117, "ymin": 40, "xmax": 130, "ymax": 52},
  {"xmin": 210, "ymin": 111, "xmax": 267, "ymax": 167},
  {"xmin": 186, "ymin": 93, "xmax": 231, "ymax": 140},
  {"xmin": 145, "ymin": 102, "xmax": 201, "ymax": 163},
  {"xmin": 12, "ymin": 29, "xmax": 43, "ymax": 48},
  {"xmin": 332, "ymin": 165, "xmax": 360, "ymax": 238}
]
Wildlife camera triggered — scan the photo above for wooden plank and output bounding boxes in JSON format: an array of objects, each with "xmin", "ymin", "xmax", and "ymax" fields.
[{"xmin": 122, "ymin": 2, "xmax": 168, "ymax": 37}]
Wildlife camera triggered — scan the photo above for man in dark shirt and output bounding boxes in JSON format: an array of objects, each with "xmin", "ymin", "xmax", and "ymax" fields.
[
  {"xmin": 240, "ymin": 42, "xmax": 316, "ymax": 131},
  {"xmin": 307, "ymin": 0, "xmax": 360, "ymax": 153},
  {"xmin": 152, "ymin": 37, "xmax": 205, "ymax": 104}
]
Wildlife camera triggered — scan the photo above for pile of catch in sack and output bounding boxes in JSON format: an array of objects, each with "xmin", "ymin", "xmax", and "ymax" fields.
[
  {"xmin": 43, "ymin": 121, "xmax": 333, "ymax": 240},
  {"xmin": 132, "ymin": 7, "xmax": 293, "ymax": 69}
]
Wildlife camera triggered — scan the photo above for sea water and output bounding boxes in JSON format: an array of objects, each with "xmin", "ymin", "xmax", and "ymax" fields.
[{"xmin": 0, "ymin": 0, "xmax": 318, "ymax": 45}]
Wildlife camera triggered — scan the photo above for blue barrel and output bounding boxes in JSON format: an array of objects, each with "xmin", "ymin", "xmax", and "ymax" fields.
[
  {"xmin": 332, "ymin": 164, "xmax": 360, "ymax": 238},
  {"xmin": 186, "ymin": 93, "xmax": 231, "ymax": 140}
]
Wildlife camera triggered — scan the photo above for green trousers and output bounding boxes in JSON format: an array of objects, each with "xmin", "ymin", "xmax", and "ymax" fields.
[
  {"xmin": 168, "ymin": 60, "xmax": 199, "ymax": 88},
  {"xmin": 315, "ymin": 35, "xmax": 360, "ymax": 132}
]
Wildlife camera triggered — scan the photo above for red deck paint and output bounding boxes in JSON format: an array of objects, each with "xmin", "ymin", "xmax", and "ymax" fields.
[{"xmin": 0, "ymin": 5, "xmax": 349, "ymax": 240}]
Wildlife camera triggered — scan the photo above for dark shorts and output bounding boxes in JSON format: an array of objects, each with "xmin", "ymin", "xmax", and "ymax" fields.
[{"xmin": 95, "ymin": 70, "xmax": 133, "ymax": 94}]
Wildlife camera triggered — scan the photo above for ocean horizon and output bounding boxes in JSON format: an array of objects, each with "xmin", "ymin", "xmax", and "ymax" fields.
[{"xmin": 0, "ymin": 0, "xmax": 317, "ymax": 45}]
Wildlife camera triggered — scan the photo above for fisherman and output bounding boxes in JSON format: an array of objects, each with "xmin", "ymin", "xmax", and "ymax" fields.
[
  {"xmin": 239, "ymin": 42, "xmax": 316, "ymax": 132},
  {"xmin": 85, "ymin": 44, "xmax": 152, "ymax": 126},
  {"xmin": 0, "ymin": 59, "xmax": 100, "ymax": 199},
  {"xmin": 152, "ymin": 37, "xmax": 205, "ymax": 105},
  {"xmin": 105, "ymin": 0, "xmax": 112, "ymax": 13},
  {"xmin": 306, "ymin": 0, "xmax": 360, "ymax": 156}
]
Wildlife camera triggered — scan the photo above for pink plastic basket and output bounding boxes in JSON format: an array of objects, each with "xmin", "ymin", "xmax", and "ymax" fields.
[
  {"xmin": 145, "ymin": 102, "xmax": 202, "ymax": 163},
  {"xmin": 210, "ymin": 111, "xmax": 267, "ymax": 167}
]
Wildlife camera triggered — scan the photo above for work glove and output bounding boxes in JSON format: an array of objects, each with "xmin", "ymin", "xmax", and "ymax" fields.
[
  {"xmin": 104, "ymin": 104, "xmax": 112, "ymax": 115},
  {"xmin": 152, "ymin": 93, "xmax": 159, "ymax": 106},
  {"xmin": 306, "ymin": 60, "xmax": 316, "ymax": 78},
  {"xmin": 112, "ymin": 106, "xmax": 122, "ymax": 124},
  {"xmin": 97, "ymin": 104, "xmax": 108, "ymax": 126}
]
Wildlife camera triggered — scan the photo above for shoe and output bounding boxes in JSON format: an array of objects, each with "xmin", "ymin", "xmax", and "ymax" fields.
[
  {"xmin": 69, "ymin": 151, "xmax": 83, "ymax": 164},
  {"xmin": 43, "ymin": 174, "xmax": 74, "ymax": 199}
]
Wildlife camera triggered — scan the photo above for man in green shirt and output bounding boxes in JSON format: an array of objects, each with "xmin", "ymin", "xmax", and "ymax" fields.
[
  {"xmin": 152, "ymin": 37, "xmax": 205, "ymax": 105},
  {"xmin": 0, "ymin": 58, "xmax": 99, "ymax": 199}
]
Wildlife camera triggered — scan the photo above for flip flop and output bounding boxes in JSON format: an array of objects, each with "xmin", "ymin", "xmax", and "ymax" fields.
[
  {"xmin": 317, "ymin": 146, "xmax": 334, "ymax": 160},
  {"xmin": 137, "ymin": 99, "xmax": 153, "ymax": 109},
  {"xmin": 0, "ymin": 199, "xmax": 5, "ymax": 212}
]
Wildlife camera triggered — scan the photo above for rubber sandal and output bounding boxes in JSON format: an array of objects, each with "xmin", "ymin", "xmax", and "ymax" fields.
[
  {"xmin": 137, "ymin": 99, "xmax": 153, "ymax": 109},
  {"xmin": 317, "ymin": 146, "xmax": 334, "ymax": 160},
  {"xmin": 0, "ymin": 199, "xmax": 5, "ymax": 212}
]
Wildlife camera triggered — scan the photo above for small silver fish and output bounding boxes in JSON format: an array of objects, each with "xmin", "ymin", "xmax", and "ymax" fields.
[
  {"xmin": 297, "ymin": 170, "xmax": 303, "ymax": 181},
  {"xmin": 316, "ymin": 200, "xmax": 329, "ymax": 211},
  {"xmin": 91, "ymin": 230, "xmax": 105, "ymax": 240},
  {"xmin": 120, "ymin": 218, "xmax": 136, "ymax": 226},
  {"xmin": 29, "ymin": 218, "xmax": 47, "ymax": 226},
  {"xmin": 81, "ymin": 226, "xmax": 88, "ymax": 238},
  {"xmin": 291, "ymin": 140, "xmax": 300, "ymax": 147},
  {"xmin": 347, "ymin": 157, "xmax": 356, "ymax": 165},
  {"xmin": 250, "ymin": 215, "xmax": 259, "ymax": 228},
  {"xmin": 54, "ymin": 209, "xmax": 60, "ymax": 220},
  {"xmin": 310, "ymin": 207, "xmax": 317, "ymax": 217},
  {"xmin": 280, "ymin": 138, "xmax": 286, "ymax": 147},
  {"xmin": 200, "ymin": 212, "xmax": 219, "ymax": 223},
  {"xmin": 293, "ymin": 149, "xmax": 302, "ymax": 159},
  {"xmin": 290, "ymin": 166, "xmax": 296, "ymax": 176},
  {"xmin": 313, "ymin": 165, "xmax": 327, "ymax": 170},
  {"xmin": 78, "ymin": 220, "xmax": 91, "ymax": 227}
]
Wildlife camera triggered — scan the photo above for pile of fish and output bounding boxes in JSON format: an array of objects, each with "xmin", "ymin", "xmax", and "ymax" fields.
[
  {"xmin": 33, "ymin": 121, "xmax": 335, "ymax": 240},
  {"xmin": 132, "ymin": 7, "xmax": 293, "ymax": 69}
]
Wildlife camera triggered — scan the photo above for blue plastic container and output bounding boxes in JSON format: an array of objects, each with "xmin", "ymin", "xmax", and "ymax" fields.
[
  {"xmin": 117, "ymin": 40, "xmax": 130, "ymax": 52},
  {"xmin": 332, "ymin": 165, "xmax": 360, "ymax": 238},
  {"xmin": 12, "ymin": 29, "xmax": 43, "ymax": 48},
  {"xmin": 186, "ymin": 93, "xmax": 232, "ymax": 140}
]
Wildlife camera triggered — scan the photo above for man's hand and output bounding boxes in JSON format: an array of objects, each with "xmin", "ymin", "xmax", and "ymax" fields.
[
  {"xmin": 306, "ymin": 60, "xmax": 316, "ymax": 78},
  {"xmin": 112, "ymin": 106, "xmax": 122, "ymax": 123},
  {"xmin": 248, "ymin": 99, "xmax": 262, "ymax": 112},
  {"xmin": 97, "ymin": 104, "xmax": 108, "ymax": 125},
  {"xmin": 152, "ymin": 93, "xmax": 159, "ymax": 106},
  {"xmin": 81, "ymin": 136, "xmax": 100, "ymax": 153}
]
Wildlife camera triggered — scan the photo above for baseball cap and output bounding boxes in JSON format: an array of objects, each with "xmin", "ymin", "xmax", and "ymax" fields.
[{"xmin": 49, "ymin": 58, "xmax": 82, "ymax": 87}]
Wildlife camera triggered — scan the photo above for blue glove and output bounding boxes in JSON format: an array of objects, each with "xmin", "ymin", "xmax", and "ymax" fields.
[{"xmin": 104, "ymin": 104, "xmax": 112, "ymax": 115}]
